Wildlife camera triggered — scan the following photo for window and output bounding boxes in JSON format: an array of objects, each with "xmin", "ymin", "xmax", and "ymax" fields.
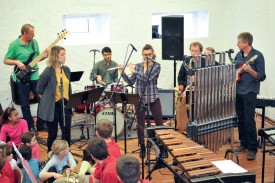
[
  {"xmin": 62, "ymin": 14, "xmax": 110, "ymax": 45},
  {"xmin": 152, "ymin": 11, "xmax": 209, "ymax": 39}
]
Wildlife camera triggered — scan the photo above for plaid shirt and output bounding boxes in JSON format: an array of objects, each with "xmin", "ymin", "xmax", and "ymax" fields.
[{"xmin": 122, "ymin": 61, "xmax": 161, "ymax": 104}]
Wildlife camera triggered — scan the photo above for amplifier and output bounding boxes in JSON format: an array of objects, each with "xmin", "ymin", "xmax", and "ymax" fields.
[{"xmin": 149, "ymin": 89, "xmax": 174, "ymax": 118}]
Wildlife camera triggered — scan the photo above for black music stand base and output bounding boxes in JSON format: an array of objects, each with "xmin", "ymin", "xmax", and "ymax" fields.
[
  {"xmin": 146, "ymin": 156, "xmax": 186, "ymax": 182},
  {"xmin": 70, "ymin": 123, "xmax": 86, "ymax": 145}
]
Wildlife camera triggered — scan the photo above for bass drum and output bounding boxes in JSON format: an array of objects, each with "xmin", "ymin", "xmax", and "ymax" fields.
[{"xmin": 96, "ymin": 107, "xmax": 124, "ymax": 137}]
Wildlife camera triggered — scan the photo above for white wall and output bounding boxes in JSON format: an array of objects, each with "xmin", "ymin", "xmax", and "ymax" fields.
[{"xmin": 1, "ymin": 0, "xmax": 275, "ymax": 118}]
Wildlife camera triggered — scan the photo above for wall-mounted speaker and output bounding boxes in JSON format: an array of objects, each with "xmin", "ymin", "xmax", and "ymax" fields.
[
  {"xmin": 149, "ymin": 89, "xmax": 174, "ymax": 118},
  {"xmin": 162, "ymin": 16, "xmax": 184, "ymax": 60}
]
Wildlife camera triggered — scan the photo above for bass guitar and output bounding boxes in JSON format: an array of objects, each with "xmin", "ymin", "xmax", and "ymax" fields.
[
  {"xmin": 236, "ymin": 54, "xmax": 258, "ymax": 83},
  {"xmin": 14, "ymin": 30, "xmax": 69, "ymax": 84}
]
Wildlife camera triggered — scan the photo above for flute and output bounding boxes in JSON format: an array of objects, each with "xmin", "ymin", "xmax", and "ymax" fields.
[{"xmin": 107, "ymin": 61, "xmax": 147, "ymax": 71}]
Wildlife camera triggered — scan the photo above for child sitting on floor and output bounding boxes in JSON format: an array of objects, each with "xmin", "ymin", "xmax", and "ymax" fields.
[
  {"xmin": 78, "ymin": 147, "xmax": 95, "ymax": 176},
  {"xmin": 18, "ymin": 144, "xmax": 39, "ymax": 183},
  {"xmin": 39, "ymin": 140, "xmax": 77, "ymax": 183},
  {"xmin": 0, "ymin": 107, "xmax": 28, "ymax": 147},
  {"xmin": 5, "ymin": 146, "xmax": 16, "ymax": 169}
]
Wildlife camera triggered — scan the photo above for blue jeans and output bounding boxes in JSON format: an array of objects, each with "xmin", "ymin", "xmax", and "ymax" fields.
[{"xmin": 17, "ymin": 80, "xmax": 44, "ymax": 129}]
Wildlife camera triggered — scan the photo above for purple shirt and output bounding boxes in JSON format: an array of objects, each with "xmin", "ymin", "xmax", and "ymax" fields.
[{"xmin": 122, "ymin": 61, "xmax": 161, "ymax": 104}]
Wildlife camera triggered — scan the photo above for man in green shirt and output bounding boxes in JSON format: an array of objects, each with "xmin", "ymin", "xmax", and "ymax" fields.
[
  {"xmin": 4, "ymin": 24, "xmax": 48, "ymax": 133},
  {"xmin": 90, "ymin": 47, "xmax": 118, "ymax": 85}
]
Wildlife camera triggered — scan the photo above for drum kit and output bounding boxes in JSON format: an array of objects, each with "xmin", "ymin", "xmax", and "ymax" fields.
[{"xmin": 73, "ymin": 82, "xmax": 136, "ymax": 139}]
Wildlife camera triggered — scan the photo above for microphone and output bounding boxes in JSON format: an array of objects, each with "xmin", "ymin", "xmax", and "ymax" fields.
[
  {"xmin": 89, "ymin": 49, "xmax": 100, "ymax": 52},
  {"xmin": 227, "ymin": 49, "xmax": 236, "ymax": 63},
  {"xmin": 146, "ymin": 56, "xmax": 156, "ymax": 62},
  {"xmin": 130, "ymin": 44, "xmax": 137, "ymax": 52},
  {"xmin": 59, "ymin": 59, "xmax": 63, "ymax": 66},
  {"xmin": 227, "ymin": 49, "xmax": 234, "ymax": 54}
]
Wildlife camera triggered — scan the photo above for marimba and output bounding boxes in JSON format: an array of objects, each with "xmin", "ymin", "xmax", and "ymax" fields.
[{"xmin": 155, "ymin": 129, "xmax": 256, "ymax": 183}]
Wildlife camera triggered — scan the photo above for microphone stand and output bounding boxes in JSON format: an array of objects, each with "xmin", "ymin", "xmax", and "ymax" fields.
[
  {"xmin": 109, "ymin": 46, "xmax": 136, "ymax": 142},
  {"xmin": 131, "ymin": 58, "xmax": 156, "ymax": 179},
  {"xmin": 90, "ymin": 49, "xmax": 100, "ymax": 86},
  {"xmin": 59, "ymin": 62, "xmax": 66, "ymax": 137},
  {"xmin": 89, "ymin": 49, "xmax": 99, "ymax": 137}
]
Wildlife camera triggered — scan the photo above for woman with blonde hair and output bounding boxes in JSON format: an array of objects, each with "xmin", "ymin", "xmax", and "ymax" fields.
[
  {"xmin": 39, "ymin": 140, "xmax": 77, "ymax": 183},
  {"xmin": 37, "ymin": 46, "xmax": 72, "ymax": 152}
]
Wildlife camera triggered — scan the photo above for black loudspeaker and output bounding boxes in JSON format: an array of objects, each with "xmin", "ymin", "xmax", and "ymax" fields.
[
  {"xmin": 149, "ymin": 89, "xmax": 174, "ymax": 118},
  {"xmin": 162, "ymin": 16, "xmax": 184, "ymax": 60},
  {"xmin": 10, "ymin": 76, "xmax": 38, "ymax": 105}
]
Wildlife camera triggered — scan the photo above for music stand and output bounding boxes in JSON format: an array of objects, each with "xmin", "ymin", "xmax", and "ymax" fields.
[
  {"xmin": 66, "ymin": 87, "xmax": 104, "ymax": 145},
  {"xmin": 70, "ymin": 71, "xmax": 84, "ymax": 82},
  {"xmin": 105, "ymin": 91, "xmax": 140, "ymax": 154}
]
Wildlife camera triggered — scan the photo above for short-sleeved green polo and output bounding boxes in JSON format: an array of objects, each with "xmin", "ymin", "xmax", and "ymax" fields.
[{"xmin": 5, "ymin": 37, "xmax": 41, "ymax": 82}]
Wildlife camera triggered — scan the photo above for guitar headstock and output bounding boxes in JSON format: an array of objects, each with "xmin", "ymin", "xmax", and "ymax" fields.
[
  {"xmin": 249, "ymin": 54, "xmax": 258, "ymax": 62},
  {"xmin": 57, "ymin": 30, "xmax": 69, "ymax": 40}
]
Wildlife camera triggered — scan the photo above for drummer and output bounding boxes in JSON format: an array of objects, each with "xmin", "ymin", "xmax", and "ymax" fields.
[{"xmin": 90, "ymin": 47, "xmax": 118, "ymax": 86}]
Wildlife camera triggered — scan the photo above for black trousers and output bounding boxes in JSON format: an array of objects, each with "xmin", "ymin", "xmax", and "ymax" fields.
[
  {"xmin": 46, "ymin": 100, "xmax": 72, "ymax": 151},
  {"xmin": 236, "ymin": 92, "xmax": 258, "ymax": 153},
  {"xmin": 18, "ymin": 80, "xmax": 45, "ymax": 129},
  {"xmin": 135, "ymin": 98, "xmax": 163, "ymax": 145}
]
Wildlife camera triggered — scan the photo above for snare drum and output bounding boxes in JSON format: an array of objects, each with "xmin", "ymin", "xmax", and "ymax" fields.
[
  {"xmin": 105, "ymin": 83, "xmax": 125, "ymax": 93},
  {"xmin": 96, "ymin": 107, "xmax": 124, "ymax": 137},
  {"xmin": 84, "ymin": 85, "xmax": 96, "ymax": 90},
  {"xmin": 111, "ymin": 83, "xmax": 125, "ymax": 92}
]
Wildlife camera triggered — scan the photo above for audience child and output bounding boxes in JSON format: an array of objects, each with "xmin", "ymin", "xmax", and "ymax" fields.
[
  {"xmin": 5, "ymin": 146, "xmax": 16, "ymax": 170},
  {"xmin": 21, "ymin": 132, "xmax": 40, "ymax": 161},
  {"xmin": 0, "ymin": 149, "xmax": 14, "ymax": 183},
  {"xmin": 0, "ymin": 107, "xmax": 28, "ymax": 147},
  {"xmin": 93, "ymin": 119, "xmax": 121, "ymax": 183},
  {"xmin": 116, "ymin": 154, "xmax": 151, "ymax": 183},
  {"xmin": 39, "ymin": 140, "xmax": 77, "ymax": 183},
  {"xmin": 78, "ymin": 148, "xmax": 95, "ymax": 175},
  {"xmin": 0, "ymin": 148, "xmax": 15, "ymax": 183},
  {"xmin": 87, "ymin": 137, "xmax": 120, "ymax": 183},
  {"xmin": 95, "ymin": 119, "xmax": 121, "ymax": 158},
  {"xmin": 18, "ymin": 144, "xmax": 39, "ymax": 183}
]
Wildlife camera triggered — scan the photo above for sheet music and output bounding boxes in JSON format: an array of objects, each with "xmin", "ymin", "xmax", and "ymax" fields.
[{"xmin": 212, "ymin": 160, "xmax": 248, "ymax": 173}]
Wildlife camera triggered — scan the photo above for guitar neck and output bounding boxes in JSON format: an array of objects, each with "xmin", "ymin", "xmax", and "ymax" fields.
[{"xmin": 29, "ymin": 32, "xmax": 67, "ymax": 68}]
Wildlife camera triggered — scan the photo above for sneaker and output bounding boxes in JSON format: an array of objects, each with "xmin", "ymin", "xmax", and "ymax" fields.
[
  {"xmin": 234, "ymin": 146, "xmax": 247, "ymax": 153},
  {"xmin": 247, "ymin": 151, "xmax": 256, "ymax": 160}
]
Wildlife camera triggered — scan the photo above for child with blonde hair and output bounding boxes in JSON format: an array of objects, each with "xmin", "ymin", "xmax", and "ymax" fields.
[{"xmin": 39, "ymin": 140, "xmax": 77, "ymax": 183}]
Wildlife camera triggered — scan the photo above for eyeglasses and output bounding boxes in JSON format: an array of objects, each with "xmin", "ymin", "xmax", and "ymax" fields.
[{"xmin": 143, "ymin": 53, "xmax": 153, "ymax": 57}]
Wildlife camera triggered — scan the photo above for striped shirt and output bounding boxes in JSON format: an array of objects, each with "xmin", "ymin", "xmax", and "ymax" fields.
[{"xmin": 122, "ymin": 61, "xmax": 161, "ymax": 104}]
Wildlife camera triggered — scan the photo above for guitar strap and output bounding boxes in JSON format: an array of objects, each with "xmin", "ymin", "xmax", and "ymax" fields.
[{"xmin": 31, "ymin": 40, "xmax": 36, "ymax": 55}]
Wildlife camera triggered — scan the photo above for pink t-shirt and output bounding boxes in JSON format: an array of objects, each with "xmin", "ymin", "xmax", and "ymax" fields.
[
  {"xmin": 0, "ymin": 119, "xmax": 29, "ymax": 146},
  {"xmin": 31, "ymin": 143, "xmax": 40, "ymax": 161}
]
